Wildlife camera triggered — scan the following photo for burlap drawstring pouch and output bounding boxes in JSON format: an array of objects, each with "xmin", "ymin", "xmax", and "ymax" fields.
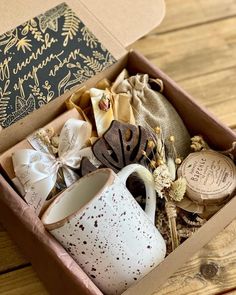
[{"xmin": 114, "ymin": 70, "xmax": 190, "ymax": 157}]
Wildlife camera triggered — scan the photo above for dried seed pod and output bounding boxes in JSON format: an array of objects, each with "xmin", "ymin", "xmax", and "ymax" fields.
[
  {"xmin": 169, "ymin": 135, "xmax": 175, "ymax": 142},
  {"xmin": 175, "ymin": 157, "xmax": 182, "ymax": 165},
  {"xmin": 147, "ymin": 140, "xmax": 155, "ymax": 149},
  {"xmin": 154, "ymin": 126, "xmax": 161, "ymax": 134}
]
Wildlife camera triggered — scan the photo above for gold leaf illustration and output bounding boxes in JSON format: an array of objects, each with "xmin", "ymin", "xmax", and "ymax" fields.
[
  {"xmin": 0, "ymin": 57, "xmax": 11, "ymax": 81},
  {"xmin": 65, "ymin": 65, "xmax": 94, "ymax": 89},
  {"xmin": 22, "ymin": 21, "xmax": 44, "ymax": 42},
  {"xmin": 93, "ymin": 51, "xmax": 105, "ymax": 61},
  {"xmin": 62, "ymin": 7, "xmax": 80, "ymax": 47},
  {"xmin": 1, "ymin": 94, "xmax": 36, "ymax": 128},
  {"xmin": 58, "ymin": 71, "xmax": 71, "ymax": 95},
  {"xmin": 81, "ymin": 27, "xmax": 98, "ymax": 48},
  {"xmin": 80, "ymin": 55, "xmax": 103, "ymax": 73},
  {"xmin": 4, "ymin": 32, "xmax": 18, "ymax": 54},
  {"xmin": 16, "ymin": 37, "xmax": 32, "ymax": 53},
  {"xmin": 38, "ymin": 3, "xmax": 67, "ymax": 33},
  {"xmin": 30, "ymin": 19, "xmax": 37, "ymax": 27},
  {"xmin": 0, "ymin": 37, "xmax": 12, "ymax": 46},
  {"xmin": 21, "ymin": 25, "xmax": 29, "ymax": 36},
  {"xmin": 0, "ymin": 80, "xmax": 11, "ymax": 125}
]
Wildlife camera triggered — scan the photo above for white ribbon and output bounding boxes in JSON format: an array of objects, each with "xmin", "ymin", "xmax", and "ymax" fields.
[{"xmin": 12, "ymin": 118, "xmax": 99, "ymax": 215}]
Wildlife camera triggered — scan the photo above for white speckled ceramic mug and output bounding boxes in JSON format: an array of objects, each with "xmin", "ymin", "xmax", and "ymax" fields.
[{"xmin": 41, "ymin": 164, "xmax": 166, "ymax": 295}]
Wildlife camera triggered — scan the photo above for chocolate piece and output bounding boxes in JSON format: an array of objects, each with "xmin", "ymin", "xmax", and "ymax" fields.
[
  {"xmin": 92, "ymin": 120, "xmax": 153, "ymax": 173},
  {"xmin": 79, "ymin": 157, "xmax": 97, "ymax": 177}
]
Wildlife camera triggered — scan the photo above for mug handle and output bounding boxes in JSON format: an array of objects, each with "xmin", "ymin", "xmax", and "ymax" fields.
[{"xmin": 117, "ymin": 164, "xmax": 156, "ymax": 224}]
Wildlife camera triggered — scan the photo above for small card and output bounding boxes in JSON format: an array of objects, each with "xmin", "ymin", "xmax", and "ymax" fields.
[{"xmin": 0, "ymin": 2, "xmax": 116, "ymax": 128}]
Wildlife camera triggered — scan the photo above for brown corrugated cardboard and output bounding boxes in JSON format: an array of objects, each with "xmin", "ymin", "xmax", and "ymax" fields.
[
  {"xmin": 1, "ymin": 51, "xmax": 236, "ymax": 295},
  {"xmin": 79, "ymin": 0, "xmax": 165, "ymax": 47},
  {"xmin": 0, "ymin": 0, "xmax": 165, "ymax": 149},
  {"xmin": 0, "ymin": 0, "xmax": 165, "ymax": 59},
  {"xmin": 0, "ymin": 1, "xmax": 236, "ymax": 294},
  {"xmin": 0, "ymin": 0, "xmax": 125, "ymax": 60}
]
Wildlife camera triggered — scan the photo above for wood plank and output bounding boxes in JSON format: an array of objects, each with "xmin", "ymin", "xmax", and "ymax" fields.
[
  {"xmin": 131, "ymin": 17, "xmax": 236, "ymax": 82},
  {"xmin": 0, "ymin": 266, "xmax": 48, "ymax": 295},
  {"xmin": 154, "ymin": 219, "xmax": 236, "ymax": 295},
  {"xmin": 177, "ymin": 67, "xmax": 236, "ymax": 128},
  {"xmin": 0, "ymin": 223, "xmax": 28, "ymax": 274},
  {"xmin": 155, "ymin": 0, "xmax": 236, "ymax": 33},
  {"xmin": 1, "ymin": 2, "xmax": 236, "ymax": 295}
]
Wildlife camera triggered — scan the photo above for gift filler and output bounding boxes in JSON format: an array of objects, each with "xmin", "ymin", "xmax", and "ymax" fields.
[{"xmin": 0, "ymin": 1, "xmax": 236, "ymax": 295}]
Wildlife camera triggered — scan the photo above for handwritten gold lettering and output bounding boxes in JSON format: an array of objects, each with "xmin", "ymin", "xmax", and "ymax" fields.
[
  {"xmin": 49, "ymin": 49, "xmax": 80, "ymax": 76},
  {"xmin": 13, "ymin": 33, "xmax": 57, "ymax": 75},
  {"xmin": 0, "ymin": 57, "xmax": 12, "ymax": 81},
  {"xmin": 13, "ymin": 51, "xmax": 64, "ymax": 91}
]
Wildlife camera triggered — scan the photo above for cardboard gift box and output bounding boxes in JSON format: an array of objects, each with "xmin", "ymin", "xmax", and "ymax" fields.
[{"xmin": 0, "ymin": 1, "xmax": 236, "ymax": 294}]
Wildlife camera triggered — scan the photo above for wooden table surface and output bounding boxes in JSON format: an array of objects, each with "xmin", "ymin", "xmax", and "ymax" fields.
[{"xmin": 1, "ymin": 0, "xmax": 236, "ymax": 294}]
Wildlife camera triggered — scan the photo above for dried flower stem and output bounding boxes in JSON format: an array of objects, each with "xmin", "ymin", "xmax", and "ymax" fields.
[{"xmin": 165, "ymin": 200, "xmax": 179, "ymax": 250}]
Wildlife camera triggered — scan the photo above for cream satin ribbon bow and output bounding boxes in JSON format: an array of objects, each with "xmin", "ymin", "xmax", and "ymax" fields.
[{"xmin": 12, "ymin": 118, "xmax": 99, "ymax": 215}]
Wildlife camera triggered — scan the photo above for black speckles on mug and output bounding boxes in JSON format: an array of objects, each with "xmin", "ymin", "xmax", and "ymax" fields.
[
  {"xmin": 79, "ymin": 224, "xmax": 85, "ymax": 231},
  {"xmin": 50, "ymin": 173, "xmax": 166, "ymax": 295}
]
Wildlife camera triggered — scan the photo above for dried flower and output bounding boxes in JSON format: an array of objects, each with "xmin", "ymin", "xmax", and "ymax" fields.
[
  {"xmin": 175, "ymin": 157, "xmax": 182, "ymax": 165},
  {"xmin": 35, "ymin": 129, "xmax": 46, "ymax": 138},
  {"xmin": 98, "ymin": 94, "xmax": 111, "ymax": 112},
  {"xmin": 165, "ymin": 200, "xmax": 179, "ymax": 250},
  {"xmin": 141, "ymin": 150, "xmax": 147, "ymax": 156},
  {"xmin": 35, "ymin": 128, "xmax": 59, "ymax": 155},
  {"xmin": 51, "ymin": 136, "xmax": 59, "ymax": 148},
  {"xmin": 169, "ymin": 177, "xmax": 187, "ymax": 202},
  {"xmin": 167, "ymin": 157, "xmax": 176, "ymax": 180},
  {"xmin": 35, "ymin": 129, "xmax": 51, "ymax": 145},
  {"xmin": 147, "ymin": 140, "xmax": 155, "ymax": 149},
  {"xmin": 154, "ymin": 126, "xmax": 161, "ymax": 134},
  {"xmin": 191, "ymin": 135, "xmax": 209, "ymax": 151},
  {"xmin": 153, "ymin": 164, "xmax": 172, "ymax": 197},
  {"xmin": 45, "ymin": 127, "xmax": 55, "ymax": 139},
  {"xmin": 150, "ymin": 160, "xmax": 157, "ymax": 168},
  {"xmin": 156, "ymin": 158, "xmax": 164, "ymax": 166},
  {"xmin": 169, "ymin": 135, "xmax": 175, "ymax": 142}
]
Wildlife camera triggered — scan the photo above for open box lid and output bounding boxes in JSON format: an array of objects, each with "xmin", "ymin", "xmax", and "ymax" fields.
[
  {"xmin": 0, "ymin": 0, "xmax": 165, "ymax": 50},
  {"xmin": 0, "ymin": 0, "xmax": 165, "ymax": 154}
]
